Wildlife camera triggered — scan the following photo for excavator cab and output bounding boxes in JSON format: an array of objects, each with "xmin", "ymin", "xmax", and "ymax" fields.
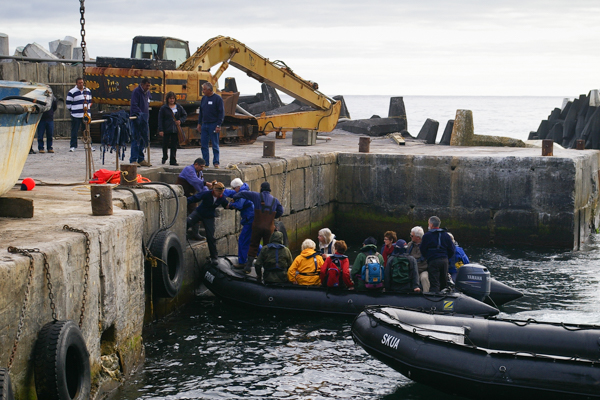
[{"xmin": 131, "ymin": 36, "xmax": 190, "ymax": 68}]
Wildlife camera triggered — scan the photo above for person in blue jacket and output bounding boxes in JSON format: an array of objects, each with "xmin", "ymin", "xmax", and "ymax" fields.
[
  {"xmin": 196, "ymin": 82, "xmax": 224, "ymax": 168},
  {"xmin": 447, "ymin": 233, "xmax": 470, "ymax": 282},
  {"xmin": 419, "ymin": 216, "xmax": 455, "ymax": 293},
  {"xmin": 224, "ymin": 178, "xmax": 254, "ymax": 266},
  {"xmin": 187, "ymin": 182, "xmax": 229, "ymax": 264},
  {"xmin": 232, "ymin": 181, "xmax": 284, "ymax": 273}
]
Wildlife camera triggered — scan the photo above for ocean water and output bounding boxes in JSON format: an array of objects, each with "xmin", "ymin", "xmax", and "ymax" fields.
[{"xmin": 114, "ymin": 95, "xmax": 600, "ymax": 400}]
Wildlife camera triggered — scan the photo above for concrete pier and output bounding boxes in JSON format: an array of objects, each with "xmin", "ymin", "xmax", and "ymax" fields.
[{"xmin": 1, "ymin": 126, "xmax": 599, "ymax": 397}]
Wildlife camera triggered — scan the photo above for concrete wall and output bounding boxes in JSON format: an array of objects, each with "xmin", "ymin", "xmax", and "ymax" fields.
[{"xmin": 336, "ymin": 152, "xmax": 600, "ymax": 249}]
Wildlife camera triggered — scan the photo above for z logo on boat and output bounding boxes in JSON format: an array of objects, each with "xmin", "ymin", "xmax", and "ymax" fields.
[
  {"xmin": 381, "ymin": 333, "xmax": 400, "ymax": 349},
  {"xmin": 204, "ymin": 271, "xmax": 215, "ymax": 284},
  {"xmin": 443, "ymin": 301, "xmax": 454, "ymax": 311}
]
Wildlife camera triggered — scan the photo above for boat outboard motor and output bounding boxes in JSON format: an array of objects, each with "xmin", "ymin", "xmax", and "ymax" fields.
[{"xmin": 455, "ymin": 263, "xmax": 491, "ymax": 302}]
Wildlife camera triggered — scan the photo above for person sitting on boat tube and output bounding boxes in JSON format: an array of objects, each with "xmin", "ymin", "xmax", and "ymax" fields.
[
  {"xmin": 406, "ymin": 226, "xmax": 429, "ymax": 292},
  {"xmin": 420, "ymin": 216, "xmax": 455, "ymax": 293},
  {"xmin": 319, "ymin": 240, "xmax": 353, "ymax": 289},
  {"xmin": 381, "ymin": 230, "xmax": 397, "ymax": 266},
  {"xmin": 384, "ymin": 239, "xmax": 421, "ymax": 293},
  {"xmin": 288, "ymin": 239, "xmax": 324, "ymax": 286},
  {"xmin": 254, "ymin": 230, "xmax": 293, "ymax": 284},
  {"xmin": 187, "ymin": 181, "xmax": 229, "ymax": 264},
  {"xmin": 447, "ymin": 233, "xmax": 470, "ymax": 283},
  {"xmin": 317, "ymin": 228, "xmax": 336, "ymax": 258},
  {"xmin": 225, "ymin": 178, "xmax": 254, "ymax": 267},
  {"xmin": 350, "ymin": 237, "xmax": 384, "ymax": 291}
]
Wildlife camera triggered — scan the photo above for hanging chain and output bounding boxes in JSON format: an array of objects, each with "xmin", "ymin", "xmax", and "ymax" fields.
[
  {"xmin": 280, "ymin": 158, "xmax": 288, "ymax": 203},
  {"xmin": 63, "ymin": 225, "xmax": 91, "ymax": 329},
  {"xmin": 147, "ymin": 187, "xmax": 166, "ymax": 229},
  {"xmin": 79, "ymin": 0, "xmax": 94, "ymax": 181},
  {"xmin": 79, "ymin": 0, "xmax": 86, "ymax": 69}
]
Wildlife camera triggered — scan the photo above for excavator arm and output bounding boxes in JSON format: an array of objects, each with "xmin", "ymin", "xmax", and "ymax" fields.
[{"xmin": 179, "ymin": 36, "xmax": 335, "ymax": 111}]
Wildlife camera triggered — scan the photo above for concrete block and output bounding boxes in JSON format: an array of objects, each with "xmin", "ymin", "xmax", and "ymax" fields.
[
  {"xmin": 292, "ymin": 129, "xmax": 317, "ymax": 146},
  {"xmin": 416, "ymin": 118, "xmax": 439, "ymax": 144},
  {"xmin": 0, "ymin": 33, "xmax": 8, "ymax": 56},
  {"xmin": 49, "ymin": 39, "xmax": 60, "ymax": 54},
  {"xmin": 23, "ymin": 42, "xmax": 59, "ymax": 60},
  {"xmin": 214, "ymin": 208, "xmax": 236, "ymax": 239},
  {"xmin": 55, "ymin": 40, "xmax": 73, "ymax": 60},
  {"xmin": 289, "ymin": 168, "xmax": 305, "ymax": 212},
  {"xmin": 332, "ymin": 95, "xmax": 351, "ymax": 119},
  {"xmin": 337, "ymin": 117, "xmax": 403, "ymax": 137},
  {"xmin": 13, "ymin": 46, "xmax": 24, "ymax": 57},
  {"xmin": 439, "ymin": 120, "xmax": 454, "ymax": 145},
  {"xmin": 451, "ymin": 109, "xmax": 526, "ymax": 147},
  {"xmin": 280, "ymin": 213, "xmax": 297, "ymax": 249}
]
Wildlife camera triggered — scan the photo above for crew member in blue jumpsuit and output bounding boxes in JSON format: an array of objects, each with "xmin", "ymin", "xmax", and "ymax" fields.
[
  {"xmin": 196, "ymin": 82, "xmax": 224, "ymax": 168},
  {"xmin": 224, "ymin": 178, "xmax": 254, "ymax": 266}
]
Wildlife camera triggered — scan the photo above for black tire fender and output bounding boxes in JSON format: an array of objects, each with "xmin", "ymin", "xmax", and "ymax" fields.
[
  {"xmin": 0, "ymin": 368, "xmax": 14, "ymax": 400},
  {"xmin": 149, "ymin": 230, "xmax": 184, "ymax": 298},
  {"xmin": 34, "ymin": 320, "xmax": 91, "ymax": 400}
]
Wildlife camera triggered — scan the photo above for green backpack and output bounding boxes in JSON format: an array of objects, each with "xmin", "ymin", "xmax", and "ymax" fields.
[{"xmin": 389, "ymin": 255, "xmax": 411, "ymax": 284}]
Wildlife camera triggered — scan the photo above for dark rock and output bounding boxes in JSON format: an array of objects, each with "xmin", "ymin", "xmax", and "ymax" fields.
[
  {"xmin": 439, "ymin": 120, "xmax": 454, "ymax": 145},
  {"xmin": 224, "ymin": 77, "xmax": 238, "ymax": 92},
  {"xmin": 416, "ymin": 118, "xmax": 439, "ymax": 144},
  {"xmin": 536, "ymin": 120, "xmax": 549, "ymax": 140},
  {"xmin": 548, "ymin": 121, "xmax": 564, "ymax": 143},
  {"xmin": 400, "ymin": 129, "xmax": 414, "ymax": 139},
  {"xmin": 238, "ymin": 95, "xmax": 260, "ymax": 104},
  {"xmin": 548, "ymin": 108, "xmax": 561, "ymax": 122},
  {"xmin": 560, "ymin": 101, "xmax": 572, "ymax": 120},
  {"xmin": 582, "ymin": 107, "xmax": 600, "ymax": 148},
  {"xmin": 562, "ymin": 98, "xmax": 580, "ymax": 146},
  {"xmin": 337, "ymin": 118, "xmax": 404, "ymax": 136},
  {"xmin": 246, "ymin": 100, "xmax": 272, "ymax": 115},
  {"xmin": 388, "ymin": 97, "xmax": 406, "ymax": 119},
  {"xmin": 261, "ymin": 83, "xmax": 283, "ymax": 109},
  {"xmin": 332, "ymin": 95, "xmax": 351, "ymax": 119},
  {"xmin": 266, "ymin": 103, "xmax": 314, "ymax": 116},
  {"xmin": 527, "ymin": 131, "xmax": 538, "ymax": 140},
  {"xmin": 371, "ymin": 115, "xmax": 381, "ymax": 119}
]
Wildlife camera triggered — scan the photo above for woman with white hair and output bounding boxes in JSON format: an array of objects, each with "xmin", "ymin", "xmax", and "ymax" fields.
[
  {"xmin": 288, "ymin": 239, "xmax": 324, "ymax": 285},
  {"xmin": 317, "ymin": 228, "xmax": 336, "ymax": 258}
]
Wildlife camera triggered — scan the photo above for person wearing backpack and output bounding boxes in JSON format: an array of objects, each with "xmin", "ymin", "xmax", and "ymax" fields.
[
  {"xmin": 319, "ymin": 240, "xmax": 353, "ymax": 289},
  {"xmin": 420, "ymin": 216, "xmax": 456, "ymax": 293},
  {"xmin": 447, "ymin": 233, "xmax": 470, "ymax": 282},
  {"xmin": 254, "ymin": 231, "xmax": 293, "ymax": 284},
  {"xmin": 384, "ymin": 240, "xmax": 421, "ymax": 293},
  {"xmin": 288, "ymin": 239, "xmax": 324, "ymax": 286},
  {"xmin": 350, "ymin": 237, "xmax": 385, "ymax": 291}
]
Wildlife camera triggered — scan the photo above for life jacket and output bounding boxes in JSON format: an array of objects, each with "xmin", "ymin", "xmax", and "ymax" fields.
[
  {"xmin": 324, "ymin": 254, "xmax": 348, "ymax": 288},
  {"xmin": 90, "ymin": 168, "xmax": 150, "ymax": 185},
  {"xmin": 264, "ymin": 243, "xmax": 286, "ymax": 271},
  {"xmin": 298, "ymin": 253, "xmax": 320, "ymax": 276},
  {"xmin": 361, "ymin": 254, "xmax": 384, "ymax": 289}
]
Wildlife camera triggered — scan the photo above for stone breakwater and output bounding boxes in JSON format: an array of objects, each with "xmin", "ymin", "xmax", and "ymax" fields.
[{"xmin": 1, "ymin": 144, "xmax": 598, "ymax": 397}]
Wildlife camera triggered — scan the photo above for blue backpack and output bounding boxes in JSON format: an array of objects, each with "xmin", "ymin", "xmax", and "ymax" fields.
[{"xmin": 361, "ymin": 254, "xmax": 384, "ymax": 289}]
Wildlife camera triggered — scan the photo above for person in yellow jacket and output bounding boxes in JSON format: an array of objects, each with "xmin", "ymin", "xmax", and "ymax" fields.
[{"xmin": 288, "ymin": 239, "xmax": 324, "ymax": 285}]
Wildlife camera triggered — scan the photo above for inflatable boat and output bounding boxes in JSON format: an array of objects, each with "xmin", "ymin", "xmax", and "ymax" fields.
[
  {"xmin": 352, "ymin": 306, "xmax": 600, "ymax": 400},
  {"xmin": 453, "ymin": 263, "xmax": 523, "ymax": 307},
  {"xmin": 202, "ymin": 257, "xmax": 499, "ymax": 317}
]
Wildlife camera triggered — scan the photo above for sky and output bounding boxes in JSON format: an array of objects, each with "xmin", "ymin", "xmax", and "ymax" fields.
[{"xmin": 2, "ymin": 0, "xmax": 599, "ymax": 97}]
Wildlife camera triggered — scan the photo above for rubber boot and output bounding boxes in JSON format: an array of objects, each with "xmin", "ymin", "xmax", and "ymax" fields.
[
  {"xmin": 255, "ymin": 265, "xmax": 263, "ymax": 283},
  {"xmin": 244, "ymin": 257, "xmax": 255, "ymax": 274}
]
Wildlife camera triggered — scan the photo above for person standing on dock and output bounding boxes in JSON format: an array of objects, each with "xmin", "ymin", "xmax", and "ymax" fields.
[
  {"xmin": 419, "ymin": 216, "xmax": 455, "ymax": 293},
  {"xmin": 225, "ymin": 178, "xmax": 254, "ymax": 266},
  {"xmin": 158, "ymin": 91, "xmax": 187, "ymax": 166},
  {"xmin": 37, "ymin": 94, "xmax": 57, "ymax": 153},
  {"xmin": 197, "ymin": 82, "xmax": 224, "ymax": 168},
  {"xmin": 232, "ymin": 181, "xmax": 284, "ymax": 274},
  {"xmin": 129, "ymin": 78, "xmax": 152, "ymax": 167},
  {"xmin": 66, "ymin": 77, "xmax": 92, "ymax": 152}
]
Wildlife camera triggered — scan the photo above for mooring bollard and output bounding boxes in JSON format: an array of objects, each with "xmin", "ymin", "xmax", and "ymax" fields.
[
  {"xmin": 263, "ymin": 140, "xmax": 275, "ymax": 157},
  {"xmin": 542, "ymin": 139, "xmax": 553, "ymax": 156},
  {"xmin": 576, "ymin": 140, "xmax": 585, "ymax": 150},
  {"xmin": 90, "ymin": 184, "xmax": 113, "ymax": 216},
  {"xmin": 120, "ymin": 164, "xmax": 138, "ymax": 187},
  {"xmin": 359, "ymin": 136, "xmax": 371, "ymax": 153}
]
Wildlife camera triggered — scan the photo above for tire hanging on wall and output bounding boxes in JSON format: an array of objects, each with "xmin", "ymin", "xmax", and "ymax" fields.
[
  {"xmin": 149, "ymin": 230, "xmax": 184, "ymax": 298},
  {"xmin": 0, "ymin": 368, "xmax": 14, "ymax": 400},
  {"xmin": 34, "ymin": 320, "xmax": 91, "ymax": 400}
]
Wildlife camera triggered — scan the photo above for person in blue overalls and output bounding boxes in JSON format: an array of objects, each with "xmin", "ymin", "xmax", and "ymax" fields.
[
  {"xmin": 196, "ymin": 82, "xmax": 224, "ymax": 168},
  {"xmin": 224, "ymin": 178, "xmax": 254, "ymax": 266}
]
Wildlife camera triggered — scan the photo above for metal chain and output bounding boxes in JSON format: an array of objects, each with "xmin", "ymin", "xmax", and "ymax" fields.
[
  {"xmin": 79, "ymin": 0, "xmax": 94, "ymax": 181},
  {"xmin": 79, "ymin": 0, "xmax": 86, "ymax": 70},
  {"xmin": 42, "ymin": 251, "xmax": 58, "ymax": 322},
  {"xmin": 147, "ymin": 187, "xmax": 166, "ymax": 229},
  {"xmin": 6, "ymin": 247, "xmax": 36, "ymax": 370},
  {"xmin": 63, "ymin": 225, "xmax": 91, "ymax": 329},
  {"xmin": 280, "ymin": 158, "xmax": 288, "ymax": 202}
]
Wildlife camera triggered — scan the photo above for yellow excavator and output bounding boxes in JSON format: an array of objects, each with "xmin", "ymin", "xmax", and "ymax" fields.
[{"xmin": 86, "ymin": 35, "xmax": 341, "ymax": 144}]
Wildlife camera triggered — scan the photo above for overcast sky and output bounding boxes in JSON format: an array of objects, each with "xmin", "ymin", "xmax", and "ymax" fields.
[{"xmin": 2, "ymin": 0, "xmax": 599, "ymax": 97}]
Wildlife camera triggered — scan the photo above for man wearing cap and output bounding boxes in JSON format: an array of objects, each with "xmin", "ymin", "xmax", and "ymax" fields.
[
  {"xmin": 224, "ymin": 178, "xmax": 254, "ymax": 265},
  {"xmin": 232, "ymin": 181, "xmax": 284, "ymax": 273},
  {"xmin": 384, "ymin": 240, "xmax": 421, "ymax": 292},
  {"xmin": 187, "ymin": 181, "xmax": 229, "ymax": 264}
]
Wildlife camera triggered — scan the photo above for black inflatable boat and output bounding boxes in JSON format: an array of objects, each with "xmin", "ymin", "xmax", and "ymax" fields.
[
  {"xmin": 352, "ymin": 306, "xmax": 600, "ymax": 400},
  {"xmin": 453, "ymin": 263, "xmax": 523, "ymax": 307},
  {"xmin": 202, "ymin": 257, "xmax": 499, "ymax": 317}
]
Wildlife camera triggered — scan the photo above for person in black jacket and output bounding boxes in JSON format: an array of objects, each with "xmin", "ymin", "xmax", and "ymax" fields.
[
  {"xmin": 384, "ymin": 240, "xmax": 421, "ymax": 293},
  {"xmin": 419, "ymin": 216, "xmax": 455, "ymax": 292},
  {"xmin": 158, "ymin": 91, "xmax": 187, "ymax": 166},
  {"xmin": 187, "ymin": 181, "xmax": 229, "ymax": 263}
]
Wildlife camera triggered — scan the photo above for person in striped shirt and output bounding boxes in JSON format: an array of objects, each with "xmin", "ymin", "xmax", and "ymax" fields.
[{"xmin": 66, "ymin": 77, "xmax": 92, "ymax": 152}]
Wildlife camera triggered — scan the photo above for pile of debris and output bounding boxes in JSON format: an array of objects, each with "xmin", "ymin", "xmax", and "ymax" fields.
[
  {"xmin": 0, "ymin": 33, "xmax": 90, "ymax": 61},
  {"xmin": 528, "ymin": 90, "xmax": 600, "ymax": 149}
]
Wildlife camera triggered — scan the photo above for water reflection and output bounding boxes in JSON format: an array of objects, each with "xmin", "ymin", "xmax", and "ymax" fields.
[{"xmin": 116, "ymin": 237, "xmax": 600, "ymax": 399}]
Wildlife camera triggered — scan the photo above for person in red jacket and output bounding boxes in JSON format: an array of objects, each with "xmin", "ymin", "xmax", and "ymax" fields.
[
  {"xmin": 320, "ymin": 240, "xmax": 354, "ymax": 288},
  {"xmin": 381, "ymin": 230, "xmax": 397, "ymax": 266}
]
